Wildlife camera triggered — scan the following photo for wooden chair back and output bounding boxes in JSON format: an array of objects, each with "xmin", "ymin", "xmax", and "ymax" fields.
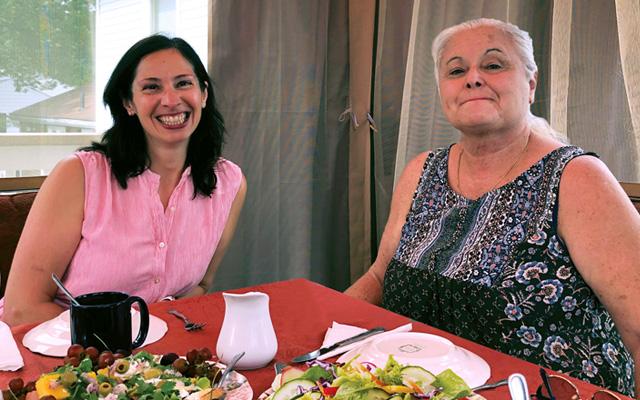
[
  {"xmin": 620, "ymin": 182, "xmax": 640, "ymax": 213},
  {"xmin": 0, "ymin": 177, "xmax": 43, "ymax": 297}
]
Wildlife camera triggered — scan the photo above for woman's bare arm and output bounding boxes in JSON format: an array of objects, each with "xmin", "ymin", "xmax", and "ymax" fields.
[
  {"xmin": 558, "ymin": 156, "xmax": 640, "ymax": 395},
  {"xmin": 3, "ymin": 156, "xmax": 85, "ymax": 326}
]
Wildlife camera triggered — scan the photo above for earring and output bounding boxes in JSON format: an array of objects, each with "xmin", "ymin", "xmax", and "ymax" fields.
[
  {"xmin": 202, "ymin": 101, "xmax": 206, "ymax": 109},
  {"xmin": 127, "ymin": 109, "xmax": 135, "ymax": 116}
]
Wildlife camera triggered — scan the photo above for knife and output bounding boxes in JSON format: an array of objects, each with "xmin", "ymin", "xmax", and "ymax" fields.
[{"xmin": 291, "ymin": 327, "xmax": 385, "ymax": 363}]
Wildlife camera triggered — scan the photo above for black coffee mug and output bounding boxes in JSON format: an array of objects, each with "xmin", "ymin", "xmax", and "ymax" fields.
[{"xmin": 70, "ymin": 291, "xmax": 149, "ymax": 353}]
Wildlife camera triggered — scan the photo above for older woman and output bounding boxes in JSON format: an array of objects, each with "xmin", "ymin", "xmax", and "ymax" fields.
[{"xmin": 346, "ymin": 18, "xmax": 640, "ymax": 396}]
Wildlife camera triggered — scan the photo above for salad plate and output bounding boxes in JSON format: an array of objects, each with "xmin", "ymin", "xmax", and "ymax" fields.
[
  {"xmin": 259, "ymin": 386, "xmax": 485, "ymax": 400},
  {"xmin": 258, "ymin": 356, "xmax": 485, "ymax": 400},
  {"xmin": 11, "ymin": 350, "xmax": 253, "ymax": 400},
  {"xmin": 22, "ymin": 309, "xmax": 168, "ymax": 357},
  {"xmin": 336, "ymin": 332, "xmax": 490, "ymax": 388}
]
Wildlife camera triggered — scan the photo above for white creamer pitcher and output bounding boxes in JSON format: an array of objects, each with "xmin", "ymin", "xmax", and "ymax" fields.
[{"xmin": 216, "ymin": 291, "xmax": 278, "ymax": 369}]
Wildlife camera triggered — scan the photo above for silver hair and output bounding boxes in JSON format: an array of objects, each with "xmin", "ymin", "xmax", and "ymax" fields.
[{"xmin": 431, "ymin": 18, "xmax": 538, "ymax": 83}]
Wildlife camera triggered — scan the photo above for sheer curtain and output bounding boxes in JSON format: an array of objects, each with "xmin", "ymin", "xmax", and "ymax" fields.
[
  {"xmin": 375, "ymin": 0, "xmax": 640, "ymax": 243},
  {"xmin": 551, "ymin": 0, "xmax": 639, "ymax": 181},
  {"xmin": 208, "ymin": 0, "xmax": 352, "ymax": 290}
]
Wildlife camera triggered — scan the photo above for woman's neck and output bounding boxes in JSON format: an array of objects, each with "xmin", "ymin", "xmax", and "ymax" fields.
[
  {"xmin": 454, "ymin": 125, "xmax": 534, "ymax": 199},
  {"xmin": 147, "ymin": 144, "xmax": 188, "ymax": 209},
  {"xmin": 458, "ymin": 124, "xmax": 530, "ymax": 159},
  {"xmin": 147, "ymin": 142, "xmax": 187, "ymax": 176}
]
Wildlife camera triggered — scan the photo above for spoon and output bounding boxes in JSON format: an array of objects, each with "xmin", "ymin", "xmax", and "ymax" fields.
[
  {"xmin": 51, "ymin": 273, "xmax": 81, "ymax": 306},
  {"xmin": 508, "ymin": 373, "xmax": 530, "ymax": 400},
  {"xmin": 215, "ymin": 351, "xmax": 245, "ymax": 400},
  {"xmin": 216, "ymin": 351, "xmax": 245, "ymax": 389}
]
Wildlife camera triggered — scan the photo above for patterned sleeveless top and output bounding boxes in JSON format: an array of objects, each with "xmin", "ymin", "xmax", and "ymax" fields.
[{"xmin": 382, "ymin": 146, "xmax": 634, "ymax": 396}]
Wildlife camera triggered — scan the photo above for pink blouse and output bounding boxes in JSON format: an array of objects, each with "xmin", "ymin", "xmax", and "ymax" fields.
[
  {"xmin": 57, "ymin": 151, "xmax": 243, "ymax": 306},
  {"xmin": 0, "ymin": 151, "xmax": 242, "ymax": 315}
]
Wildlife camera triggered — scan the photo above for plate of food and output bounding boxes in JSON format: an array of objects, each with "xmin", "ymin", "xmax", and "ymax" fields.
[
  {"xmin": 22, "ymin": 309, "xmax": 168, "ymax": 357},
  {"xmin": 336, "ymin": 332, "xmax": 490, "ymax": 388},
  {"xmin": 2, "ymin": 345, "xmax": 252, "ymax": 400},
  {"xmin": 259, "ymin": 356, "xmax": 484, "ymax": 400}
]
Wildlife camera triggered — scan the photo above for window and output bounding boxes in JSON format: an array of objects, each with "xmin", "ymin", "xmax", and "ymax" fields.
[{"xmin": 0, "ymin": 0, "xmax": 208, "ymax": 179}]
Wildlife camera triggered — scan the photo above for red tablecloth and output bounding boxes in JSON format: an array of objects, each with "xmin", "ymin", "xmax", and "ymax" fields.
[{"xmin": 0, "ymin": 278, "xmax": 632, "ymax": 399}]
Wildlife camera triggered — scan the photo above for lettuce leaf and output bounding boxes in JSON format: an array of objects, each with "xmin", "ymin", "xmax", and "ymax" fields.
[
  {"xmin": 375, "ymin": 356, "xmax": 404, "ymax": 386},
  {"xmin": 301, "ymin": 366, "xmax": 332, "ymax": 382},
  {"xmin": 432, "ymin": 369, "xmax": 472, "ymax": 400},
  {"xmin": 333, "ymin": 380, "xmax": 378, "ymax": 400}
]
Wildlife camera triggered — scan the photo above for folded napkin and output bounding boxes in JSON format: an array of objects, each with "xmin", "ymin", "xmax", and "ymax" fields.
[
  {"xmin": 0, "ymin": 321, "xmax": 24, "ymax": 371},
  {"xmin": 318, "ymin": 321, "xmax": 413, "ymax": 361}
]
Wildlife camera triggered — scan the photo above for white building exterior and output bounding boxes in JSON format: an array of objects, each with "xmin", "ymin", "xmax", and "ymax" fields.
[{"xmin": 1, "ymin": 0, "xmax": 208, "ymax": 178}]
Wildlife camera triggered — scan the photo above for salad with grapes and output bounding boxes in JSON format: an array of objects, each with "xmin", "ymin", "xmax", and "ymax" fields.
[
  {"xmin": 264, "ymin": 356, "xmax": 477, "ymax": 400},
  {"xmin": 1, "ymin": 345, "xmax": 244, "ymax": 400}
]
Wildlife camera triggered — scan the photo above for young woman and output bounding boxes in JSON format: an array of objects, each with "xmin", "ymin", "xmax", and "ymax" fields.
[{"xmin": 2, "ymin": 35, "xmax": 246, "ymax": 326}]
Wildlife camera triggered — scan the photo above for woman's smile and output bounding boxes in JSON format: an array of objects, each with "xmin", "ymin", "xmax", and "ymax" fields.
[
  {"xmin": 125, "ymin": 48, "xmax": 208, "ymax": 147},
  {"xmin": 460, "ymin": 96, "xmax": 494, "ymax": 105},
  {"xmin": 156, "ymin": 112, "xmax": 190, "ymax": 128}
]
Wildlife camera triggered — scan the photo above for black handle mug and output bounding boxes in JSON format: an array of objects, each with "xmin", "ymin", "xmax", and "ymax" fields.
[{"xmin": 70, "ymin": 291, "xmax": 150, "ymax": 353}]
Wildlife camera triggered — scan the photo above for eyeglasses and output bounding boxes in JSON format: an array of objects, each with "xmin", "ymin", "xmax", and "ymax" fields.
[{"xmin": 535, "ymin": 368, "xmax": 621, "ymax": 400}]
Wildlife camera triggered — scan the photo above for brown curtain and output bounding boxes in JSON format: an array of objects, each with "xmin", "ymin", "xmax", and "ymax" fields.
[
  {"xmin": 346, "ymin": 0, "xmax": 376, "ymax": 282},
  {"xmin": 371, "ymin": 0, "xmax": 414, "ymax": 245},
  {"xmin": 208, "ymin": 0, "xmax": 352, "ymax": 290}
]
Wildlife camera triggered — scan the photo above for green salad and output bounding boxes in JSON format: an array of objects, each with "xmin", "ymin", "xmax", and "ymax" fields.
[
  {"xmin": 2, "ymin": 346, "xmax": 235, "ymax": 400},
  {"xmin": 267, "ymin": 356, "xmax": 474, "ymax": 400}
]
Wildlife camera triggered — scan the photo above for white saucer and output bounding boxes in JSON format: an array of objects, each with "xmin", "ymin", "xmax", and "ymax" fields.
[
  {"xmin": 337, "ymin": 332, "xmax": 490, "ymax": 388},
  {"xmin": 22, "ymin": 309, "xmax": 168, "ymax": 357}
]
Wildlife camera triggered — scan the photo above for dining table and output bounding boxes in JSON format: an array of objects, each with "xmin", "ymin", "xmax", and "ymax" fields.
[{"xmin": 0, "ymin": 278, "xmax": 633, "ymax": 399}]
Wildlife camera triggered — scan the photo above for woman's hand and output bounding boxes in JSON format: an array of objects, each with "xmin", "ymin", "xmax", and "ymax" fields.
[{"xmin": 2, "ymin": 156, "xmax": 85, "ymax": 326}]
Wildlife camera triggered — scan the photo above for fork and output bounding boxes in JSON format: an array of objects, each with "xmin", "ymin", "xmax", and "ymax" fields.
[
  {"xmin": 472, "ymin": 378, "xmax": 508, "ymax": 392},
  {"xmin": 168, "ymin": 309, "xmax": 206, "ymax": 331}
]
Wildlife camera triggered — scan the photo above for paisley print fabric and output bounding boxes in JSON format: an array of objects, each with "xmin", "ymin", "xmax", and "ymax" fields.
[{"xmin": 382, "ymin": 146, "xmax": 634, "ymax": 396}]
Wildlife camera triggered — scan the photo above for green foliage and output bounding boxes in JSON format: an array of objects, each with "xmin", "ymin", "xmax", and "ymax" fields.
[{"xmin": 0, "ymin": 0, "xmax": 95, "ymax": 91}]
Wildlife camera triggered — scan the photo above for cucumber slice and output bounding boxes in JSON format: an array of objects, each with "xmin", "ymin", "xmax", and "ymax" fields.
[
  {"xmin": 365, "ymin": 388, "xmax": 391, "ymax": 400},
  {"xmin": 280, "ymin": 366, "xmax": 306, "ymax": 385},
  {"xmin": 400, "ymin": 366, "xmax": 436, "ymax": 392},
  {"xmin": 272, "ymin": 379, "xmax": 316, "ymax": 400}
]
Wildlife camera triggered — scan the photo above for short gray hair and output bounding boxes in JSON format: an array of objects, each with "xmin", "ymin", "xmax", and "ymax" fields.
[{"xmin": 431, "ymin": 18, "xmax": 538, "ymax": 82}]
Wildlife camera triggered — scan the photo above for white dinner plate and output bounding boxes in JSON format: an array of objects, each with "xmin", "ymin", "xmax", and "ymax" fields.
[
  {"xmin": 22, "ymin": 309, "xmax": 168, "ymax": 357},
  {"xmin": 337, "ymin": 332, "xmax": 491, "ymax": 388}
]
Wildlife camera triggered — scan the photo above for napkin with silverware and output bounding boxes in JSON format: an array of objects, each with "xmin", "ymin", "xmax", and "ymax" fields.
[
  {"xmin": 0, "ymin": 321, "xmax": 24, "ymax": 371},
  {"xmin": 318, "ymin": 322, "xmax": 413, "ymax": 360}
]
